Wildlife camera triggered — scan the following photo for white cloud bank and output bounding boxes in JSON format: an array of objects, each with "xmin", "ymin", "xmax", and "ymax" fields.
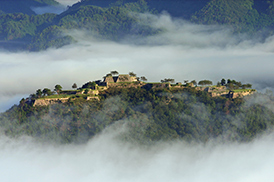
[
  {"xmin": 1, "ymin": 131, "xmax": 274, "ymax": 182},
  {"xmin": 56, "ymin": 0, "xmax": 79, "ymax": 6}
]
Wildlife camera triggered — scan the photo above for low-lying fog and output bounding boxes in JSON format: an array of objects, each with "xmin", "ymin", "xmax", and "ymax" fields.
[
  {"xmin": 57, "ymin": 0, "xmax": 79, "ymax": 6},
  {"xmin": 31, "ymin": 5, "xmax": 67, "ymax": 15},
  {"xmin": 1, "ymin": 130, "xmax": 274, "ymax": 182}
]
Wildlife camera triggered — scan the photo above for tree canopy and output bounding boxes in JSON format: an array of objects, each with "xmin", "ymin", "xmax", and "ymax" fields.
[
  {"xmin": 1, "ymin": 0, "xmax": 274, "ymax": 51},
  {"xmin": 198, "ymin": 80, "xmax": 213, "ymax": 86}
]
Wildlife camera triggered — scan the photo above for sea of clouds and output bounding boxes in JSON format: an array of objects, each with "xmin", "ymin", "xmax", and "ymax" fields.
[{"xmin": 1, "ymin": 129, "xmax": 274, "ymax": 182}]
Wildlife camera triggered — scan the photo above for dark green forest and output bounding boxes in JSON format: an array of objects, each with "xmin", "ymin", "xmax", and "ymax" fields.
[
  {"xmin": 1, "ymin": 0, "xmax": 274, "ymax": 51},
  {"xmin": 1, "ymin": 87, "xmax": 274, "ymax": 145}
]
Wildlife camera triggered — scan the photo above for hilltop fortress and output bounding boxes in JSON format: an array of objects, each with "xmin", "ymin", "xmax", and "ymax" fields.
[{"xmin": 32, "ymin": 73, "xmax": 256, "ymax": 106}]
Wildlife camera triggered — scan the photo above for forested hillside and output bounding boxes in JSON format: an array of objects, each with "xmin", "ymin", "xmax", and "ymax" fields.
[
  {"xmin": 29, "ymin": 0, "xmax": 156, "ymax": 50},
  {"xmin": 0, "ymin": 86, "xmax": 273, "ymax": 144},
  {"xmin": 191, "ymin": 0, "xmax": 274, "ymax": 33},
  {"xmin": 0, "ymin": 0, "xmax": 274, "ymax": 51}
]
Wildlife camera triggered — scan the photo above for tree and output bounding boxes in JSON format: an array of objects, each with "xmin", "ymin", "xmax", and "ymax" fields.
[
  {"xmin": 111, "ymin": 71, "xmax": 119, "ymax": 75},
  {"xmin": 29, "ymin": 94, "xmax": 36, "ymax": 100},
  {"xmin": 245, "ymin": 83, "xmax": 252, "ymax": 89},
  {"xmin": 140, "ymin": 76, "xmax": 147, "ymax": 82},
  {"xmin": 227, "ymin": 83, "xmax": 234, "ymax": 90},
  {"xmin": 235, "ymin": 81, "xmax": 242, "ymax": 88},
  {"xmin": 104, "ymin": 73, "xmax": 112, "ymax": 78},
  {"xmin": 72, "ymin": 83, "xmax": 77, "ymax": 89},
  {"xmin": 221, "ymin": 78, "xmax": 226, "ymax": 86},
  {"xmin": 190, "ymin": 80, "xmax": 197, "ymax": 86},
  {"xmin": 36, "ymin": 89, "xmax": 42, "ymax": 98},
  {"xmin": 42, "ymin": 88, "xmax": 52, "ymax": 96},
  {"xmin": 129, "ymin": 72, "xmax": 137, "ymax": 77},
  {"xmin": 19, "ymin": 98, "xmax": 26, "ymax": 106},
  {"xmin": 198, "ymin": 80, "xmax": 213, "ymax": 86},
  {"xmin": 161, "ymin": 78, "xmax": 175, "ymax": 83},
  {"xmin": 54, "ymin": 84, "xmax": 62, "ymax": 94},
  {"xmin": 82, "ymin": 81, "xmax": 96, "ymax": 89}
]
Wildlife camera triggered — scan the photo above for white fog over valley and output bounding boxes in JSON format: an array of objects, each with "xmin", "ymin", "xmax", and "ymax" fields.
[
  {"xmin": 57, "ymin": 0, "xmax": 80, "ymax": 6},
  {"xmin": 1, "ymin": 130, "xmax": 274, "ymax": 182},
  {"xmin": 1, "ymin": 12, "xmax": 274, "ymax": 181}
]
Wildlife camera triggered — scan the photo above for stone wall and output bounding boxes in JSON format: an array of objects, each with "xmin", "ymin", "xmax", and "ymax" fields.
[
  {"xmin": 210, "ymin": 91, "xmax": 229, "ymax": 97},
  {"xmin": 86, "ymin": 96, "xmax": 100, "ymax": 101},
  {"xmin": 103, "ymin": 74, "xmax": 137, "ymax": 84},
  {"xmin": 104, "ymin": 76, "xmax": 114, "ymax": 83},
  {"xmin": 106, "ymin": 82, "xmax": 146, "ymax": 88},
  {"xmin": 229, "ymin": 90, "xmax": 256, "ymax": 99},
  {"xmin": 33, "ymin": 98, "xmax": 69, "ymax": 106}
]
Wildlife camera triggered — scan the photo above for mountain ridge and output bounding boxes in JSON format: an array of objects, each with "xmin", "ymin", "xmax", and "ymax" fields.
[{"xmin": 0, "ymin": 0, "xmax": 274, "ymax": 51}]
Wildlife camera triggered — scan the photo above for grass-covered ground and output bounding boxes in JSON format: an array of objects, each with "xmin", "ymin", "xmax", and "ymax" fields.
[{"xmin": 232, "ymin": 89, "xmax": 256, "ymax": 93}]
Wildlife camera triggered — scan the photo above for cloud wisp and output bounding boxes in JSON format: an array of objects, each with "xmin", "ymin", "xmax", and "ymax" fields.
[{"xmin": 31, "ymin": 5, "xmax": 67, "ymax": 15}]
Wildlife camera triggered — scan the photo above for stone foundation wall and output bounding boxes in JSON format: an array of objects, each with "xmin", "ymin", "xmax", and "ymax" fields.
[
  {"xmin": 33, "ymin": 98, "xmax": 69, "ymax": 106},
  {"xmin": 229, "ymin": 90, "xmax": 256, "ymax": 99},
  {"xmin": 86, "ymin": 96, "xmax": 100, "ymax": 101}
]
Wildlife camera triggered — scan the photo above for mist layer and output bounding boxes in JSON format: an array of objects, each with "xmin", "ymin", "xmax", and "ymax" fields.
[{"xmin": 0, "ymin": 131, "xmax": 274, "ymax": 182}]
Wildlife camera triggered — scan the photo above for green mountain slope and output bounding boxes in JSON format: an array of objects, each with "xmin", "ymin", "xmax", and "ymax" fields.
[
  {"xmin": 0, "ymin": 86, "xmax": 272, "ymax": 144},
  {"xmin": 146, "ymin": 0, "xmax": 209, "ymax": 18},
  {"xmin": 29, "ymin": 0, "xmax": 157, "ymax": 50},
  {"xmin": 191, "ymin": 0, "xmax": 274, "ymax": 32},
  {"xmin": 1, "ymin": 0, "xmax": 274, "ymax": 51}
]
